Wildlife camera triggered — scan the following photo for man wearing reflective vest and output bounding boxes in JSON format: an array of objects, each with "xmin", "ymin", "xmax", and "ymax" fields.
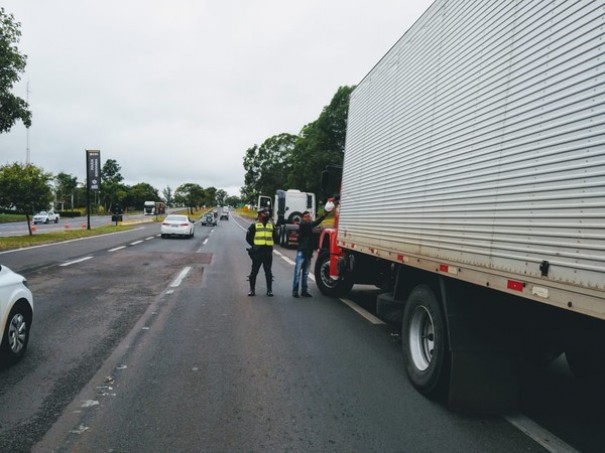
[{"xmin": 246, "ymin": 208, "xmax": 279, "ymax": 296}]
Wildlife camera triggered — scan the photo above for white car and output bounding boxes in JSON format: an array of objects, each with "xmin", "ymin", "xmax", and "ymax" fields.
[
  {"xmin": 0, "ymin": 265, "xmax": 34, "ymax": 365},
  {"xmin": 160, "ymin": 214, "xmax": 195, "ymax": 239},
  {"xmin": 33, "ymin": 210, "xmax": 60, "ymax": 224}
]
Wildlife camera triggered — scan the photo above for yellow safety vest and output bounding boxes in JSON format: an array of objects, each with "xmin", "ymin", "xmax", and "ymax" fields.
[{"xmin": 254, "ymin": 222, "xmax": 274, "ymax": 246}]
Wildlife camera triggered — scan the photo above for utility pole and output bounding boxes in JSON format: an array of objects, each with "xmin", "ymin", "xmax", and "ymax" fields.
[{"xmin": 26, "ymin": 80, "xmax": 31, "ymax": 164}]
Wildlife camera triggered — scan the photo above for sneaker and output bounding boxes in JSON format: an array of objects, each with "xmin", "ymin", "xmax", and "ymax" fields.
[
  {"xmin": 248, "ymin": 290, "xmax": 255, "ymax": 297},
  {"xmin": 292, "ymin": 293, "xmax": 299, "ymax": 298},
  {"xmin": 301, "ymin": 292, "xmax": 312, "ymax": 298},
  {"xmin": 267, "ymin": 290, "xmax": 274, "ymax": 297}
]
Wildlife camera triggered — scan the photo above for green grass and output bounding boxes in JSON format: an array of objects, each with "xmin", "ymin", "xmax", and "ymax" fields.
[
  {"xmin": 0, "ymin": 224, "xmax": 139, "ymax": 251},
  {"xmin": 0, "ymin": 213, "xmax": 28, "ymax": 224}
]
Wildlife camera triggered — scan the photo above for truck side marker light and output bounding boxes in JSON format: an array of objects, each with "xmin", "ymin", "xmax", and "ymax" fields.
[
  {"xmin": 439, "ymin": 264, "xmax": 458, "ymax": 275},
  {"xmin": 531, "ymin": 286, "xmax": 549, "ymax": 299},
  {"xmin": 507, "ymin": 280, "xmax": 524, "ymax": 292}
]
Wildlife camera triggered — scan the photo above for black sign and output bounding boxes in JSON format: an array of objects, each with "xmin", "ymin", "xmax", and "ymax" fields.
[{"xmin": 86, "ymin": 150, "xmax": 101, "ymax": 191}]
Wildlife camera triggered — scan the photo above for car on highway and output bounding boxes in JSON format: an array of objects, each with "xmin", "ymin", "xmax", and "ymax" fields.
[
  {"xmin": 0, "ymin": 264, "xmax": 34, "ymax": 365},
  {"xmin": 33, "ymin": 210, "xmax": 60, "ymax": 224},
  {"xmin": 201, "ymin": 213, "xmax": 217, "ymax": 226},
  {"xmin": 220, "ymin": 208, "xmax": 229, "ymax": 221},
  {"xmin": 160, "ymin": 215, "xmax": 195, "ymax": 238}
]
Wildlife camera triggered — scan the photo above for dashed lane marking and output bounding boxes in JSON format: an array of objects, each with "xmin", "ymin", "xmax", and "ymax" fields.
[
  {"xmin": 60, "ymin": 256, "xmax": 93, "ymax": 267},
  {"xmin": 170, "ymin": 266, "xmax": 192, "ymax": 287}
]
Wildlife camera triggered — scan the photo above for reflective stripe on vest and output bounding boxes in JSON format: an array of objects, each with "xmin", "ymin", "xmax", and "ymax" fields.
[{"xmin": 253, "ymin": 222, "xmax": 274, "ymax": 246}]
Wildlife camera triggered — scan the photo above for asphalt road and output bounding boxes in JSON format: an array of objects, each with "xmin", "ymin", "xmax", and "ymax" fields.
[{"xmin": 0, "ymin": 213, "xmax": 602, "ymax": 452}]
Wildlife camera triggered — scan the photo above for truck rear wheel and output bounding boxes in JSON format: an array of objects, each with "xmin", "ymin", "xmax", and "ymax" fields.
[
  {"xmin": 287, "ymin": 212, "xmax": 303, "ymax": 224},
  {"xmin": 314, "ymin": 250, "xmax": 353, "ymax": 297},
  {"xmin": 401, "ymin": 285, "xmax": 449, "ymax": 399}
]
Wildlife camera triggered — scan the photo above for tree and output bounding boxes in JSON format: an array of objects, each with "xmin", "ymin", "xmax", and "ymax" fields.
[
  {"xmin": 203, "ymin": 186, "xmax": 217, "ymax": 207},
  {"xmin": 123, "ymin": 182, "xmax": 159, "ymax": 210},
  {"xmin": 100, "ymin": 159, "xmax": 125, "ymax": 213},
  {"xmin": 55, "ymin": 172, "xmax": 78, "ymax": 210},
  {"xmin": 225, "ymin": 195, "xmax": 240, "ymax": 207},
  {"xmin": 174, "ymin": 183, "xmax": 205, "ymax": 214},
  {"xmin": 162, "ymin": 186, "xmax": 174, "ymax": 207},
  {"xmin": 215, "ymin": 189, "xmax": 227, "ymax": 206},
  {"xmin": 0, "ymin": 8, "xmax": 31, "ymax": 133},
  {"xmin": 0, "ymin": 162, "xmax": 53, "ymax": 235},
  {"xmin": 241, "ymin": 133, "xmax": 297, "ymax": 202},
  {"xmin": 288, "ymin": 86, "xmax": 354, "ymax": 196}
]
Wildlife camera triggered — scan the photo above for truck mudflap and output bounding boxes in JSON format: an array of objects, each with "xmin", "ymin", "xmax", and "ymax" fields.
[
  {"xmin": 439, "ymin": 279, "xmax": 521, "ymax": 413},
  {"xmin": 399, "ymin": 277, "xmax": 522, "ymax": 413}
]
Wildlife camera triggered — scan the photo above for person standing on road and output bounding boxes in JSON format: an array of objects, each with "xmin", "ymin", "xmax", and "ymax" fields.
[
  {"xmin": 292, "ymin": 205, "xmax": 332, "ymax": 298},
  {"xmin": 246, "ymin": 208, "xmax": 278, "ymax": 297}
]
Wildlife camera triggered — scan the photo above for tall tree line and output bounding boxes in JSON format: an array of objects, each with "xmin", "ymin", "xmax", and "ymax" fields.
[{"xmin": 241, "ymin": 85, "xmax": 354, "ymax": 204}]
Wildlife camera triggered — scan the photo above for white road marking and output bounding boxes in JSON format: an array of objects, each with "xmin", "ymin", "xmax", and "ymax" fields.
[
  {"xmin": 170, "ymin": 266, "xmax": 192, "ymax": 287},
  {"xmin": 339, "ymin": 298, "xmax": 385, "ymax": 325},
  {"xmin": 130, "ymin": 240, "xmax": 143, "ymax": 246},
  {"xmin": 60, "ymin": 256, "xmax": 93, "ymax": 267},
  {"xmin": 0, "ymin": 226, "xmax": 148, "ymax": 255},
  {"xmin": 145, "ymin": 236, "xmax": 154, "ymax": 241},
  {"xmin": 108, "ymin": 246, "xmax": 126, "ymax": 252},
  {"xmin": 505, "ymin": 414, "xmax": 579, "ymax": 453},
  {"xmin": 274, "ymin": 250, "xmax": 295, "ymax": 265},
  {"xmin": 203, "ymin": 238, "xmax": 208, "ymax": 245}
]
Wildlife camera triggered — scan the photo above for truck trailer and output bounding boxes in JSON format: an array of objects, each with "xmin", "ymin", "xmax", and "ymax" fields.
[
  {"xmin": 258, "ymin": 189, "xmax": 317, "ymax": 247},
  {"xmin": 315, "ymin": 0, "xmax": 605, "ymax": 413}
]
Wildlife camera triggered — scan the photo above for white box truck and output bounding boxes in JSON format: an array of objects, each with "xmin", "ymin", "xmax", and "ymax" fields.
[
  {"xmin": 258, "ymin": 189, "xmax": 317, "ymax": 247},
  {"xmin": 315, "ymin": 0, "xmax": 605, "ymax": 413}
]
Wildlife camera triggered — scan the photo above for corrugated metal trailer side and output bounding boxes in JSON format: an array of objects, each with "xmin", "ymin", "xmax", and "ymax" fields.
[{"xmin": 338, "ymin": 0, "xmax": 605, "ymax": 319}]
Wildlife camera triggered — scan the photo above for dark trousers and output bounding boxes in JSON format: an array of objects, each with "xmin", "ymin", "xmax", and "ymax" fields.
[{"xmin": 249, "ymin": 247, "xmax": 273, "ymax": 290}]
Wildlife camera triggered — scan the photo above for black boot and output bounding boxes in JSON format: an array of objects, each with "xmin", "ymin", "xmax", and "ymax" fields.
[
  {"xmin": 248, "ymin": 275, "xmax": 256, "ymax": 297},
  {"xmin": 266, "ymin": 273, "xmax": 273, "ymax": 297}
]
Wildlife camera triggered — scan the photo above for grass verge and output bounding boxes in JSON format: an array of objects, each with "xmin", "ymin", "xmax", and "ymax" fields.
[{"xmin": 0, "ymin": 224, "xmax": 137, "ymax": 252}]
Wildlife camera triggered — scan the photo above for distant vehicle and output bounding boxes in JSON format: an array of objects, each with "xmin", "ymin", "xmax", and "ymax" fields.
[
  {"xmin": 144, "ymin": 201, "xmax": 165, "ymax": 215},
  {"xmin": 160, "ymin": 215, "xmax": 195, "ymax": 238},
  {"xmin": 257, "ymin": 189, "xmax": 317, "ymax": 247},
  {"xmin": 33, "ymin": 210, "xmax": 60, "ymax": 224},
  {"xmin": 0, "ymin": 264, "xmax": 33, "ymax": 365},
  {"xmin": 201, "ymin": 213, "xmax": 217, "ymax": 226},
  {"xmin": 220, "ymin": 208, "xmax": 229, "ymax": 221}
]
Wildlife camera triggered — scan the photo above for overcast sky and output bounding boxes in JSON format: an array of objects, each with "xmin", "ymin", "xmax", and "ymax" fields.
[{"xmin": 1, "ymin": 0, "xmax": 434, "ymax": 197}]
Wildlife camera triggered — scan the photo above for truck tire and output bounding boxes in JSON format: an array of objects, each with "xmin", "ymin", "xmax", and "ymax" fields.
[
  {"xmin": 287, "ymin": 212, "xmax": 303, "ymax": 224},
  {"xmin": 401, "ymin": 284, "xmax": 449, "ymax": 399},
  {"xmin": 314, "ymin": 250, "xmax": 353, "ymax": 297}
]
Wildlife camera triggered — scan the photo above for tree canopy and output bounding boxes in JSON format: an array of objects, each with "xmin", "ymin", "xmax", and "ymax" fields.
[
  {"xmin": 241, "ymin": 86, "xmax": 354, "ymax": 203},
  {"xmin": 100, "ymin": 159, "xmax": 126, "ymax": 213},
  {"xmin": 241, "ymin": 133, "xmax": 298, "ymax": 203},
  {"xmin": 0, "ymin": 162, "xmax": 53, "ymax": 234},
  {"xmin": 55, "ymin": 172, "xmax": 78, "ymax": 210},
  {"xmin": 0, "ymin": 7, "xmax": 31, "ymax": 133}
]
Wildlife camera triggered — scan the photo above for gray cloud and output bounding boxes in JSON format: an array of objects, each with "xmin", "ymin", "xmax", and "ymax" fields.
[{"xmin": 0, "ymin": 0, "xmax": 434, "ymax": 197}]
